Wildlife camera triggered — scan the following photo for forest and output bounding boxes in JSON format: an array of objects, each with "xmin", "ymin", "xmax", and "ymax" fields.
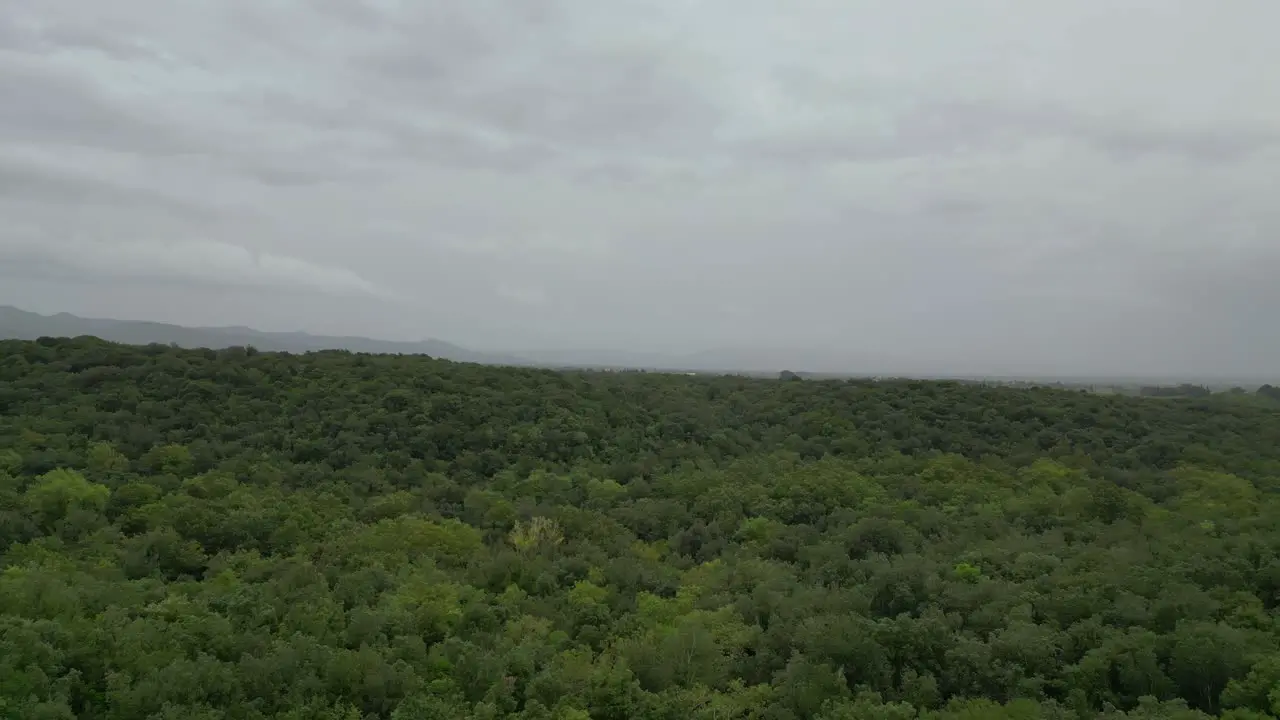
[{"xmin": 2, "ymin": 336, "xmax": 1280, "ymax": 719}]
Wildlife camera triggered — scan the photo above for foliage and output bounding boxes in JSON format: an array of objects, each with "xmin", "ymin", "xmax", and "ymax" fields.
[{"xmin": 2, "ymin": 336, "xmax": 1280, "ymax": 719}]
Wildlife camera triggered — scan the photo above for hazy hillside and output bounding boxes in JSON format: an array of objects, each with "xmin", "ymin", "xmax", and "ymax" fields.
[{"xmin": 0, "ymin": 306, "xmax": 529, "ymax": 365}]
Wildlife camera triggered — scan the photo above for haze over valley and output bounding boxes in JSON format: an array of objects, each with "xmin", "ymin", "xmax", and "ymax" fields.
[{"xmin": 5, "ymin": 305, "xmax": 1276, "ymax": 390}]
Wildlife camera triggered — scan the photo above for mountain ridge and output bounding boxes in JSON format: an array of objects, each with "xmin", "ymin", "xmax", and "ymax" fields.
[
  {"xmin": 1, "ymin": 306, "xmax": 889, "ymax": 375},
  {"xmin": 0, "ymin": 306, "xmax": 530, "ymax": 366}
]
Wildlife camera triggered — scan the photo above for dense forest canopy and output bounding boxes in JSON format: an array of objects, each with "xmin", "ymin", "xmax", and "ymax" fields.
[{"xmin": 2, "ymin": 336, "xmax": 1280, "ymax": 719}]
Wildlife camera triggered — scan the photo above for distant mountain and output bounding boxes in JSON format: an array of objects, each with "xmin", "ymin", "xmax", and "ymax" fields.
[
  {"xmin": 0, "ymin": 306, "xmax": 530, "ymax": 366},
  {"xmin": 1, "ymin": 306, "xmax": 890, "ymax": 375}
]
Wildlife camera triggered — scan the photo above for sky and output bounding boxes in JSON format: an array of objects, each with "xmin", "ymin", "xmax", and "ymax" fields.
[{"xmin": 1, "ymin": 0, "xmax": 1278, "ymax": 378}]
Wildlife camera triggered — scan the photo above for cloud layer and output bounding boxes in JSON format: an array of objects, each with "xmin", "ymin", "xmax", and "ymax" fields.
[{"xmin": 2, "ymin": 0, "xmax": 1278, "ymax": 377}]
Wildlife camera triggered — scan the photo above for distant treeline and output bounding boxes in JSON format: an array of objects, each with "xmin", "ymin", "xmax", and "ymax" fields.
[{"xmin": 1139, "ymin": 384, "xmax": 1280, "ymax": 400}]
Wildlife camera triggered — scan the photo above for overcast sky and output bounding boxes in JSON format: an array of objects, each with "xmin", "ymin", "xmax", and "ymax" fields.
[{"xmin": 2, "ymin": 1, "xmax": 1278, "ymax": 377}]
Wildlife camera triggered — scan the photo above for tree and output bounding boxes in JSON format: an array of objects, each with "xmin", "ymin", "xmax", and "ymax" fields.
[{"xmin": 22, "ymin": 467, "xmax": 109, "ymax": 532}]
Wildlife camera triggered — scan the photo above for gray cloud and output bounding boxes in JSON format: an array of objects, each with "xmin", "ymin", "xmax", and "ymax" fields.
[
  {"xmin": 350, "ymin": 3, "xmax": 725, "ymax": 159},
  {"xmin": 1, "ymin": 0, "xmax": 1279, "ymax": 378},
  {"xmin": 0, "ymin": 153, "xmax": 214, "ymax": 218},
  {"xmin": 1, "ymin": 234, "xmax": 387, "ymax": 299},
  {"xmin": 0, "ymin": 56, "xmax": 191, "ymax": 154},
  {"xmin": 742, "ymin": 98, "xmax": 1279, "ymax": 166}
]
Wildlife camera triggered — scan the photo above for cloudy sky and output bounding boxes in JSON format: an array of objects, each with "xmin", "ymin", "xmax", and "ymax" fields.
[{"xmin": 2, "ymin": 0, "xmax": 1278, "ymax": 377}]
